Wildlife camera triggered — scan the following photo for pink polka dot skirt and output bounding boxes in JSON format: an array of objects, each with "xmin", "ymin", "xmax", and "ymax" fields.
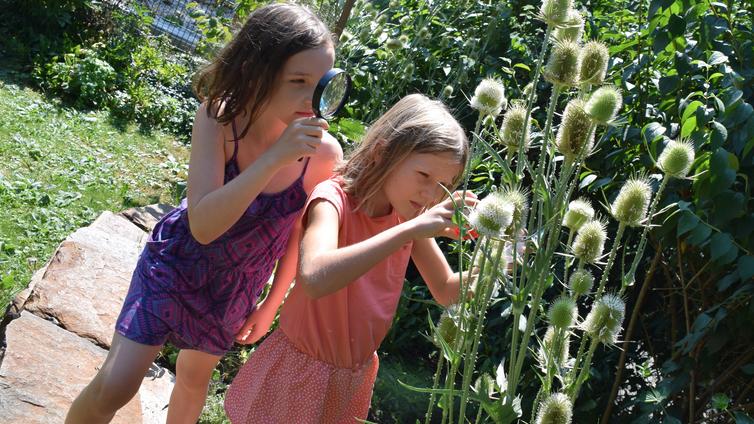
[{"xmin": 224, "ymin": 329, "xmax": 378, "ymax": 423}]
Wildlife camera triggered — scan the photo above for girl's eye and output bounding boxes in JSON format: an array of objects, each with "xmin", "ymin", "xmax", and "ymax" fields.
[
  {"xmin": 290, "ymin": 79, "xmax": 306, "ymax": 84},
  {"xmin": 418, "ymin": 171, "xmax": 430, "ymax": 178}
]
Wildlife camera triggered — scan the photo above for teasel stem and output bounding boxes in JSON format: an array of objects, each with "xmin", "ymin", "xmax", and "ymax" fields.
[
  {"xmin": 458, "ymin": 241, "xmax": 505, "ymax": 420},
  {"xmin": 528, "ymin": 85, "xmax": 562, "ymax": 232},
  {"xmin": 444, "ymin": 236, "xmax": 485, "ymax": 423},
  {"xmin": 595, "ymin": 222, "xmax": 626, "ymax": 298},
  {"xmin": 516, "ymin": 26, "xmax": 553, "ymax": 181},
  {"xmin": 425, "ymin": 349, "xmax": 446, "ymax": 424},
  {"xmin": 562, "ymin": 228, "xmax": 576, "ymax": 291},
  {"xmin": 568, "ymin": 337, "xmax": 599, "ymax": 400}
]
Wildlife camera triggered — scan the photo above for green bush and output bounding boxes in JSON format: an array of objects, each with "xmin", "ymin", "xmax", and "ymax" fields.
[{"xmin": 34, "ymin": 44, "xmax": 116, "ymax": 108}]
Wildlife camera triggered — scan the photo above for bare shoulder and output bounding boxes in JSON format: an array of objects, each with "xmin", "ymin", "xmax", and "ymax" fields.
[
  {"xmin": 192, "ymin": 101, "xmax": 233, "ymax": 144},
  {"xmin": 317, "ymin": 132, "xmax": 344, "ymax": 163},
  {"xmin": 304, "ymin": 132, "xmax": 343, "ymax": 191}
]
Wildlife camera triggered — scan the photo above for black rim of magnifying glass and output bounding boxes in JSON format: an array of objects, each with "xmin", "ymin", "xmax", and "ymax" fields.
[{"xmin": 313, "ymin": 68, "xmax": 352, "ymax": 119}]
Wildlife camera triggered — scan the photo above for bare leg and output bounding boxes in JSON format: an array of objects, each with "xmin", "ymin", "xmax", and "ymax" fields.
[
  {"xmin": 166, "ymin": 348, "xmax": 222, "ymax": 424},
  {"xmin": 65, "ymin": 332, "xmax": 163, "ymax": 424}
]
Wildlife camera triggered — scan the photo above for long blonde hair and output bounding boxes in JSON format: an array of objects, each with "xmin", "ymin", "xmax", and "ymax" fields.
[{"xmin": 336, "ymin": 94, "xmax": 469, "ymax": 211}]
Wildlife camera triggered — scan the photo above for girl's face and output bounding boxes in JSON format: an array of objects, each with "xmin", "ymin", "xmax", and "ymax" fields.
[
  {"xmin": 381, "ymin": 151, "xmax": 463, "ymax": 220},
  {"xmin": 260, "ymin": 45, "xmax": 335, "ymax": 127}
]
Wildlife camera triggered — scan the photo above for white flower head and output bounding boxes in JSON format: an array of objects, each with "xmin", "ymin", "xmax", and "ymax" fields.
[
  {"xmin": 469, "ymin": 192, "xmax": 515, "ymax": 238},
  {"xmin": 470, "ymin": 78, "xmax": 507, "ymax": 117}
]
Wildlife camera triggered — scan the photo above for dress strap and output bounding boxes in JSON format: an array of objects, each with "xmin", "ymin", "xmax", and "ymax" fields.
[
  {"xmin": 300, "ymin": 157, "xmax": 311, "ymax": 177},
  {"xmin": 229, "ymin": 119, "xmax": 240, "ymax": 163}
]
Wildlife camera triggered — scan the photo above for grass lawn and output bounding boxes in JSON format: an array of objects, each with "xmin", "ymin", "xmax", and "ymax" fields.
[{"xmin": 0, "ymin": 67, "xmax": 189, "ymax": 315}]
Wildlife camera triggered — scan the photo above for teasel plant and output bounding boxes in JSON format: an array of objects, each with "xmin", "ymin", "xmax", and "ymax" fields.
[{"xmin": 398, "ymin": 1, "xmax": 698, "ymax": 423}]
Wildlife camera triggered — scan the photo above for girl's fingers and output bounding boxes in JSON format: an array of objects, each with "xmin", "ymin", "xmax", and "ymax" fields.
[{"xmin": 301, "ymin": 125, "xmax": 326, "ymax": 137}]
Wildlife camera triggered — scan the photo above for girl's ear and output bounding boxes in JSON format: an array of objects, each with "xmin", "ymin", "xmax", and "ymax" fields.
[{"xmin": 373, "ymin": 138, "xmax": 388, "ymax": 156}]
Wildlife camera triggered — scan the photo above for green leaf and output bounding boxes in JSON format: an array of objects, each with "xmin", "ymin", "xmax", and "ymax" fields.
[
  {"xmin": 717, "ymin": 273, "xmax": 738, "ymax": 292},
  {"xmin": 710, "ymin": 232, "xmax": 734, "ymax": 262},
  {"xmin": 580, "ymin": 174, "xmax": 597, "ymax": 189},
  {"xmin": 709, "ymin": 51, "xmax": 729, "ymax": 65},
  {"xmin": 667, "ymin": 14, "xmax": 686, "ymax": 37},
  {"xmin": 738, "ymin": 256, "xmax": 754, "ymax": 280},
  {"xmin": 333, "ymin": 117, "xmax": 366, "ymax": 142},
  {"xmin": 682, "ymin": 100, "xmax": 703, "ymax": 123},
  {"xmin": 734, "ymin": 412, "xmax": 754, "ymax": 424},
  {"xmin": 677, "ymin": 211, "xmax": 700, "ymax": 236},
  {"xmin": 642, "ymin": 122, "xmax": 667, "ymax": 144},
  {"xmin": 681, "ymin": 116, "xmax": 697, "ymax": 137},
  {"xmin": 687, "ymin": 224, "xmax": 711, "ymax": 246},
  {"xmin": 659, "ymin": 75, "xmax": 680, "ymax": 95},
  {"xmin": 710, "ymin": 121, "xmax": 728, "ymax": 148},
  {"xmin": 484, "ymin": 399, "xmax": 522, "ymax": 424}
]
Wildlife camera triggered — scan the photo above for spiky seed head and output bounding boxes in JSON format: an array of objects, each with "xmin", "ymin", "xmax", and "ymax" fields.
[
  {"xmin": 469, "ymin": 192, "xmax": 515, "ymax": 238},
  {"xmin": 569, "ymin": 269, "xmax": 594, "ymax": 297},
  {"xmin": 538, "ymin": 326, "xmax": 571, "ymax": 371},
  {"xmin": 611, "ymin": 178, "xmax": 653, "ymax": 226},
  {"xmin": 544, "ymin": 40, "xmax": 581, "ymax": 87},
  {"xmin": 540, "ymin": 0, "xmax": 574, "ymax": 27},
  {"xmin": 572, "ymin": 219, "xmax": 607, "ymax": 264},
  {"xmin": 399, "ymin": 34, "xmax": 410, "ymax": 46},
  {"xmin": 586, "ymin": 86, "xmax": 622, "ymax": 125},
  {"xmin": 405, "ymin": 63, "xmax": 415, "ymax": 76},
  {"xmin": 385, "ymin": 38, "xmax": 402, "ymax": 50},
  {"xmin": 579, "ymin": 41, "xmax": 610, "ymax": 85},
  {"xmin": 581, "ymin": 293, "xmax": 625, "ymax": 345},
  {"xmin": 555, "ymin": 99, "xmax": 595, "ymax": 161},
  {"xmin": 470, "ymin": 78, "xmax": 507, "ymax": 117},
  {"xmin": 435, "ymin": 304, "xmax": 460, "ymax": 347},
  {"xmin": 563, "ymin": 198, "xmax": 595, "ymax": 230},
  {"xmin": 500, "ymin": 104, "xmax": 532, "ymax": 151},
  {"xmin": 535, "ymin": 392, "xmax": 573, "ymax": 424},
  {"xmin": 659, "ymin": 138, "xmax": 696, "ymax": 178},
  {"xmin": 554, "ymin": 9, "xmax": 584, "ymax": 42},
  {"xmin": 442, "ymin": 85, "xmax": 454, "ymax": 98},
  {"xmin": 500, "ymin": 186, "xmax": 530, "ymax": 233},
  {"xmin": 548, "ymin": 296, "xmax": 578, "ymax": 329}
]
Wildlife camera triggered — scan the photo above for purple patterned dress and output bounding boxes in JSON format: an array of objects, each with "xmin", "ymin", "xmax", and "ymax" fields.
[{"xmin": 115, "ymin": 122, "xmax": 309, "ymax": 355}]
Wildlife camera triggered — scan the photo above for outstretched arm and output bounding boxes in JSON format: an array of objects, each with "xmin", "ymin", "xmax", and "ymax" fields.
[
  {"xmin": 297, "ymin": 199, "xmax": 417, "ymax": 299},
  {"xmin": 298, "ymin": 191, "xmax": 478, "ymax": 299},
  {"xmin": 411, "ymin": 237, "xmax": 477, "ymax": 307}
]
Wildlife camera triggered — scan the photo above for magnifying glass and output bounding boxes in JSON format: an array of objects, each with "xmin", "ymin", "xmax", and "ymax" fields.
[
  {"xmin": 313, "ymin": 68, "xmax": 351, "ymax": 119},
  {"xmin": 297, "ymin": 68, "xmax": 351, "ymax": 161}
]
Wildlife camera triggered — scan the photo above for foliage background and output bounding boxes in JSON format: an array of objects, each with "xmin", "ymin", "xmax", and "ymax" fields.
[{"xmin": 0, "ymin": 0, "xmax": 752, "ymax": 422}]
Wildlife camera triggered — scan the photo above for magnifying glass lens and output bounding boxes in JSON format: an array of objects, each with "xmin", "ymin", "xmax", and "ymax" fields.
[
  {"xmin": 319, "ymin": 73, "xmax": 348, "ymax": 118},
  {"xmin": 313, "ymin": 68, "xmax": 351, "ymax": 119}
]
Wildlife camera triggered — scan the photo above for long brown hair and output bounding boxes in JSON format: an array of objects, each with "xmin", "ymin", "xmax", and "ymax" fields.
[
  {"xmin": 336, "ymin": 94, "xmax": 469, "ymax": 211},
  {"xmin": 193, "ymin": 3, "xmax": 333, "ymax": 138}
]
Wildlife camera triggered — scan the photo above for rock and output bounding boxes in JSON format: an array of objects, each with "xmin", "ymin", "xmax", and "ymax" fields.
[
  {"xmin": 11, "ymin": 212, "xmax": 145, "ymax": 318},
  {"xmin": 0, "ymin": 311, "xmax": 173, "ymax": 423},
  {"xmin": 21, "ymin": 212, "xmax": 146, "ymax": 348},
  {"xmin": 121, "ymin": 204, "xmax": 174, "ymax": 233}
]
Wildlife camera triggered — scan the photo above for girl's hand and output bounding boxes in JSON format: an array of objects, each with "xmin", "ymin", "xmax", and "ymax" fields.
[
  {"xmin": 410, "ymin": 191, "xmax": 478, "ymax": 239},
  {"xmin": 266, "ymin": 117, "xmax": 329, "ymax": 165},
  {"xmin": 234, "ymin": 303, "xmax": 277, "ymax": 345}
]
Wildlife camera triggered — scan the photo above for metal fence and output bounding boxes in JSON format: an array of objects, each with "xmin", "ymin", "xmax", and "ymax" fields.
[{"xmin": 108, "ymin": 0, "xmax": 237, "ymax": 51}]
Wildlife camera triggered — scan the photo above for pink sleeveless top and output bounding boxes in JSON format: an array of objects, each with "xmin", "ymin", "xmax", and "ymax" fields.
[{"xmin": 279, "ymin": 178, "xmax": 414, "ymax": 369}]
